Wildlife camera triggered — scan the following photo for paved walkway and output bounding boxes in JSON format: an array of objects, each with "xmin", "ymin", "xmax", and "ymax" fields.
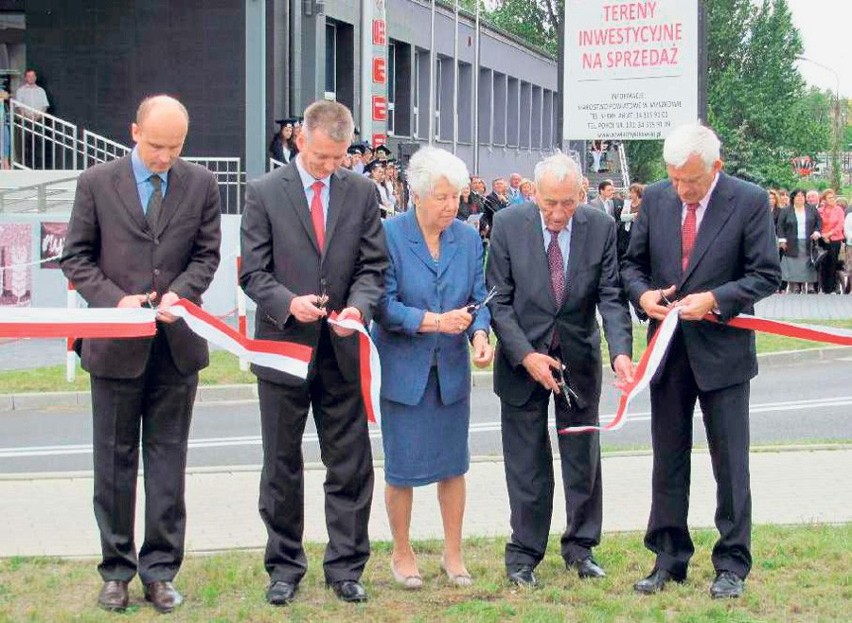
[{"xmin": 1, "ymin": 446, "xmax": 849, "ymax": 558}]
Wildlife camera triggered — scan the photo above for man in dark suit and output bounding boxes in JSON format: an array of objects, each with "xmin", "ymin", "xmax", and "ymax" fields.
[
  {"xmin": 621, "ymin": 123, "xmax": 780, "ymax": 599},
  {"xmin": 589, "ymin": 179, "xmax": 616, "ymax": 218},
  {"xmin": 239, "ymin": 100, "xmax": 388, "ymax": 606},
  {"xmin": 481, "ymin": 177, "xmax": 510, "ymax": 235},
  {"xmin": 60, "ymin": 95, "xmax": 221, "ymax": 613},
  {"xmin": 486, "ymin": 153, "xmax": 634, "ymax": 588}
]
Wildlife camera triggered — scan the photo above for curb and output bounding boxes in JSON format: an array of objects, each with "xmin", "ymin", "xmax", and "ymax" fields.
[
  {"xmin": 2, "ymin": 443, "xmax": 849, "ymax": 482},
  {"xmin": 2, "ymin": 346, "xmax": 850, "ymax": 412}
]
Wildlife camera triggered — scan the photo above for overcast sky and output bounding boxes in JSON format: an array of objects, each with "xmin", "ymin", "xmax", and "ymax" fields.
[{"xmin": 785, "ymin": 0, "xmax": 850, "ymax": 97}]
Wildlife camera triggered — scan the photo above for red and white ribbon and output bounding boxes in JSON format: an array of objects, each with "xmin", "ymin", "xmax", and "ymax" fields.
[
  {"xmin": 327, "ymin": 312, "xmax": 382, "ymax": 425},
  {"xmin": 0, "ymin": 307, "xmax": 157, "ymax": 339},
  {"xmin": 559, "ymin": 310, "xmax": 852, "ymax": 435},
  {"xmin": 0, "ymin": 299, "xmax": 313, "ymax": 379}
]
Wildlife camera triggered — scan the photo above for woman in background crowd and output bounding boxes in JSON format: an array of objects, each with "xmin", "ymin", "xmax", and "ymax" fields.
[
  {"xmin": 817, "ymin": 188, "xmax": 845, "ymax": 294},
  {"xmin": 776, "ymin": 188, "xmax": 821, "ymax": 294}
]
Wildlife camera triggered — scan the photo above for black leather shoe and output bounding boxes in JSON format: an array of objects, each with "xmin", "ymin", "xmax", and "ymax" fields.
[
  {"xmin": 634, "ymin": 568, "xmax": 684, "ymax": 594},
  {"xmin": 266, "ymin": 580, "xmax": 298, "ymax": 606},
  {"xmin": 144, "ymin": 580, "xmax": 183, "ymax": 613},
  {"xmin": 507, "ymin": 565, "xmax": 538, "ymax": 588},
  {"xmin": 97, "ymin": 580, "xmax": 129, "ymax": 612},
  {"xmin": 570, "ymin": 556, "xmax": 606, "ymax": 579},
  {"xmin": 710, "ymin": 570, "xmax": 744, "ymax": 599},
  {"xmin": 328, "ymin": 580, "xmax": 368, "ymax": 603}
]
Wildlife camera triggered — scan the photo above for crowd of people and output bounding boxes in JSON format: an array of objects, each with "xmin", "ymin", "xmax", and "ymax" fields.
[
  {"xmin": 768, "ymin": 186, "xmax": 851, "ymax": 294},
  {"xmin": 61, "ymin": 97, "xmax": 792, "ymax": 614}
]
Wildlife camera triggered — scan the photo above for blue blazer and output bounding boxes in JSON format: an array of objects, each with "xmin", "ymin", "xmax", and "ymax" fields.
[{"xmin": 372, "ymin": 209, "xmax": 491, "ymax": 406}]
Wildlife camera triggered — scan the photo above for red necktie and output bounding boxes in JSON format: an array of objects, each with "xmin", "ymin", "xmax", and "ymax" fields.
[
  {"xmin": 310, "ymin": 180, "xmax": 325, "ymax": 252},
  {"xmin": 681, "ymin": 203, "xmax": 699, "ymax": 271}
]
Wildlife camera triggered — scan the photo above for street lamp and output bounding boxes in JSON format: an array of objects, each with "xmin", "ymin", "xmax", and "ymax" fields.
[{"xmin": 796, "ymin": 55, "xmax": 842, "ymax": 189}]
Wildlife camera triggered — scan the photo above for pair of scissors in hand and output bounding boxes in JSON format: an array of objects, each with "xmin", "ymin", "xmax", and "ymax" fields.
[
  {"xmin": 553, "ymin": 361, "xmax": 587, "ymax": 411},
  {"xmin": 466, "ymin": 286, "xmax": 498, "ymax": 316}
]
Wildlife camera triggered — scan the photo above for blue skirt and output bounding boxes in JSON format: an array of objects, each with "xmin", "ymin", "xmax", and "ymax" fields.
[{"xmin": 381, "ymin": 367, "xmax": 470, "ymax": 487}]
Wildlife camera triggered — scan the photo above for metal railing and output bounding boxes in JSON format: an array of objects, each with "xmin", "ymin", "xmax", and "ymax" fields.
[
  {"xmin": 185, "ymin": 157, "xmax": 243, "ymax": 214},
  {"xmin": 81, "ymin": 129, "xmax": 130, "ymax": 167},
  {"xmin": 8, "ymin": 99, "xmax": 80, "ymax": 170},
  {"xmin": 0, "ymin": 174, "xmax": 79, "ymax": 213},
  {"xmin": 618, "ymin": 142, "xmax": 631, "ymax": 188},
  {"xmin": 5, "ymin": 98, "xmax": 246, "ymax": 214}
]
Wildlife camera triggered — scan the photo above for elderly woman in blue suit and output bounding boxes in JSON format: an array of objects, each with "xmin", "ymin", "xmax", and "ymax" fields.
[{"xmin": 372, "ymin": 146, "xmax": 493, "ymax": 589}]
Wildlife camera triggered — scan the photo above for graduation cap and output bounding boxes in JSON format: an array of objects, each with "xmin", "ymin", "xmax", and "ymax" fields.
[
  {"xmin": 384, "ymin": 158, "xmax": 397, "ymax": 167},
  {"xmin": 374, "ymin": 144, "xmax": 392, "ymax": 159},
  {"xmin": 347, "ymin": 144, "xmax": 364, "ymax": 155},
  {"xmin": 275, "ymin": 117, "xmax": 297, "ymax": 129},
  {"xmin": 363, "ymin": 159, "xmax": 385, "ymax": 174},
  {"xmin": 295, "ymin": 116, "xmax": 304, "ymax": 126}
]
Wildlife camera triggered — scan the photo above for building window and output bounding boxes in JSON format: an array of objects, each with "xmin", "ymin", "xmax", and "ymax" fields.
[
  {"xmin": 458, "ymin": 61, "xmax": 472, "ymax": 143},
  {"xmin": 493, "ymin": 72, "xmax": 507, "ymax": 146},
  {"xmin": 542, "ymin": 89, "xmax": 554, "ymax": 148},
  {"xmin": 415, "ymin": 48, "xmax": 430, "ymax": 140},
  {"xmin": 478, "ymin": 68, "xmax": 492, "ymax": 146},
  {"xmin": 388, "ymin": 40, "xmax": 412, "ymax": 137},
  {"xmin": 324, "ymin": 20, "xmax": 354, "ymax": 110},
  {"xmin": 519, "ymin": 82, "xmax": 531, "ymax": 149},
  {"xmin": 325, "ymin": 22, "xmax": 337, "ymax": 100},
  {"xmin": 387, "ymin": 42, "xmax": 396, "ymax": 135},
  {"xmin": 507, "ymin": 77, "xmax": 519, "ymax": 147},
  {"xmin": 531, "ymin": 86, "xmax": 542, "ymax": 149}
]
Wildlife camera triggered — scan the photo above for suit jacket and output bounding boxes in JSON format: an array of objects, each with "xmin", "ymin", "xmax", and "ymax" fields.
[
  {"xmin": 239, "ymin": 162, "xmax": 388, "ymax": 386},
  {"xmin": 486, "ymin": 202, "xmax": 632, "ymax": 407},
  {"xmin": 60, "ymin": 156, "xmax": 222, "ymax": 378},
  {"xmin": 372, "ymin": 210, "xmax": 490, "ymax": 406},
  {"xmin": 621, "ymin": 171, "xmax": 781, "ymax": 391},
  {"xmin": 775, "ymin": 205, "xmax": 821, "ymax": 258}
]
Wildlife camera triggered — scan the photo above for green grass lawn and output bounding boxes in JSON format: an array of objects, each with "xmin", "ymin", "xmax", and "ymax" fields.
[
  {"xmin": 0, "ymin": 524, "xmax": 848, "ymax": 622},
  {"xmin": 1, "ymin": 318, "xmax": 851, "ymax": 395}
]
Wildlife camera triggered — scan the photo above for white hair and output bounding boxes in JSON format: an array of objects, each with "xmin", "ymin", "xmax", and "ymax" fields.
[
  {"xmin": 406, "ymin": 146, "xmax": 470, "ymax": 198},
  {"xmin": 534, "ymin": 152, "xmax": 582, "ymax": 186},
  {"xmin": 663, "ymin": 123, "xmax": 721, "ymax": 170}
]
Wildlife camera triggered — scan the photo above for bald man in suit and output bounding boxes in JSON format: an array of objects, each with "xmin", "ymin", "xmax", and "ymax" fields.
[{"xmin": 61, "ymin": 95, "xmax": 221, "ymax": 613}]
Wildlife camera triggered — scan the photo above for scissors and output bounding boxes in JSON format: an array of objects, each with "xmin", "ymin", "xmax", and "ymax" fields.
[
  {"xmin": 466, "ymin": 286, "xmax": 498, "ymax": 316},
  {"xmin": 315, "ymin": 278, "xmax": 329, "ymax": 312},
  {"xmin": 553, "ymin": 361, "xmax": 587, "ymax": 411}
]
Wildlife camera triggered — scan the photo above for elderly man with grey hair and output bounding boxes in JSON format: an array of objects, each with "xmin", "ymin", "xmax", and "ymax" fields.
[
  {"xmin": 622, "ymin": 123, "xmax": 780, "ymax": 599},
  {"xmin": 240, "ymin": 100, "xmax": 388, "ymax": 606},
  {"xmin": 486, "ymin": 152, "xmax": 634, "ymax": 589}
]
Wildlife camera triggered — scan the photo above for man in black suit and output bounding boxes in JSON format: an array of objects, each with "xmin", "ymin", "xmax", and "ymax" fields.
[
  {"xmin": 61, "ymin": 96, "xmax": 222, "ymax": 613},
  {"xmin": 240, "ymin": 100, "xmax": 388, "ymax": 605},
  {"xmin": 621, "ymin": 123, "xmax": 780, "ymax": 599},
  {"xmin": 486, "ymin": 153, "xmax": 634, "ymax": 588}
]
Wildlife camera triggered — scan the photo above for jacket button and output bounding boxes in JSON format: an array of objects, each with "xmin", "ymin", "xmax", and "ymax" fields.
[
  {"xmin": 153, "ymin": 269, "xmax": 160, "ymax": 276},
  {"xmin": 154, "ymin": 238, "xmax": 160, "ymax": 245}
]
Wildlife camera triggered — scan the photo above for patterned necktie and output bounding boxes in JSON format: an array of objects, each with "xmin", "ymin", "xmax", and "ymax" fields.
[
  {"xmin": 681, "ymin": 203, "xmax": 699, "ymax": 271},
  {"xmin": 547, "ymin": 228, "xmax": 565, "ymax": 305},
  {"xmin": 146, "ymin": 174, "xmax": 163, "ymax": 231},
  {"xmin": 310, "ymin": 180, "xmax": 325, "ymax": 252}
]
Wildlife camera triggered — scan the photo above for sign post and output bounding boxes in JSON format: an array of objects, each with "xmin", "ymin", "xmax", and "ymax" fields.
[{"xmin": 563, "ymin": 0, "xmax": 700, "ymax": 141}]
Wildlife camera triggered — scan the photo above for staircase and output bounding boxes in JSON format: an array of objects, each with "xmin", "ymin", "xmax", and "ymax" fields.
[
  {"xmin": 1, "ymin": 99, "xmax": 244, "ymax": 214},
  {"xmin": 586, "ymin": 142, "xmax": 631, "ymax": 197}
]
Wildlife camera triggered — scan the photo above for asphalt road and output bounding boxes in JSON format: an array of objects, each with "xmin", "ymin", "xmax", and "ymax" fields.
[{"xmin": 1, "ymin": 356, "xmax": 850, "ymax": 474}]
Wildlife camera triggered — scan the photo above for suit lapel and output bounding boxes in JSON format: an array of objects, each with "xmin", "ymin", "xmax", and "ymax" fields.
[
  {"xmin": 280, "ymin": 163, "xmax": 320, "ymax": 254},
  {"xmin": 154, "ymin": 160, "xmax": 187, "ymax": 236},
  {"xmin": 564, "ymin": 208, "xmax": 587, "ymax": 306},
  {"xmin": 113, "ymin": 156, "xmax": 149, "ymax": 234},
  {"xmin": 681, "ymin": 173, "xmax": 735, "ymax": 284},
  {"xmin": 404, "ymin": 209, "xmax": 438, "ymax": 274},
  {"xmin": 437, "ymin": 224, "xmax": 459, "ymax": 278},
  {"xmin": 524, "ymin": 205, "xmax": 556, "ymax": 310}
]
